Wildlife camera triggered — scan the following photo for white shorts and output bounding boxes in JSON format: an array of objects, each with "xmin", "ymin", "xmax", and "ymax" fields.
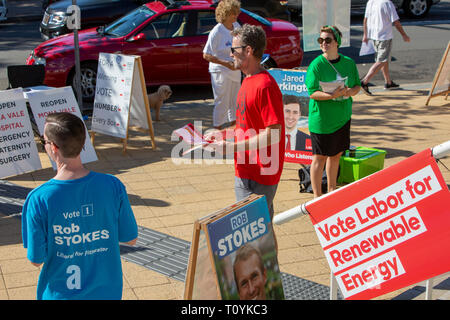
[{"xmin": 210, "ymin": 72, "xmax": 240, "ymax": 127}]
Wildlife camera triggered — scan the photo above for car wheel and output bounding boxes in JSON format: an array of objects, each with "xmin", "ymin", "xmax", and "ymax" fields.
[
  {"xmin": 403, "ymin": 0, "xmax": 431, "ymax": 18},
  {"xmin": 70, "ymin": 61, "xmax": 98, "ymax": 102}
]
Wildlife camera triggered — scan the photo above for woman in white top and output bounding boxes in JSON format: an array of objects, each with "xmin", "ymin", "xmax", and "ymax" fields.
[{"xmin": 203, "ymin": 0, "xmax": 241, "ymax": 129}]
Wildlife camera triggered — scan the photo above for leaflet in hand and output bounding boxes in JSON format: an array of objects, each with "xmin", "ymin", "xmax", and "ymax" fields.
[
  {"xmin": 173, "ymin": 123, "xmax": 212, "ymax": 155},
  {"xmin": 319, "ymin": 77, "xmax": 347, "ymax": 94}
]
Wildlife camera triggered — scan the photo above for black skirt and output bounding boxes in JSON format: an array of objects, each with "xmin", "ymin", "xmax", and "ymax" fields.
[{"xmin": 310, "ymin": 120, "xmax": 351, "ymax": 156}]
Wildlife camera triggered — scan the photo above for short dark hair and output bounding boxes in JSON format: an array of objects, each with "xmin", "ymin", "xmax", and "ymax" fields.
[
  {"xmin": 282, "ymin": 94, "xmax": 300, "ymax": 106},
  {"xmin": 44, "ymin": 112, "xmax": 86, "ymax": 158},
  {"xmin": 231, "ymin": 24, "xmax": 266, "ymax": 59}
]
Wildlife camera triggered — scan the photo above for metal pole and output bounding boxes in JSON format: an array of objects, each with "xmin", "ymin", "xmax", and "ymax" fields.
[
  {"xmin": 71, "ymin": 0, "xmax": 83, "ymax": 112},
  {"xmin": 432, "ymin": 140, "xmax": 450, "ymax": 159},
  {"xmin": 425, "ymin": 278, "xmax": 434, "ymax": 300},
  {"xmin": 330, "ymin": 272, "xmax": 338, "ymax": 300}
]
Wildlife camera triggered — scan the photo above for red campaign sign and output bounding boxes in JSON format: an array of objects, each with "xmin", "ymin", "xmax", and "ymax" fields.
[
  {"xmin": 306, "ymin": 149, "xmax": 450, "ymax": 299},
  {"xmin": 284, "ymin": 137, "xmax": 313, "ymax": 164},
  {"xmin": 284, "ymin": 149, "xmax": 313, "ymax": 165}
]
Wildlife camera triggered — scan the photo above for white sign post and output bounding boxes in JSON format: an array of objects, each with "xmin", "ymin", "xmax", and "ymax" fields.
[
  {"xmin": 0, "ymin": 88, "xmax": 42, "ymax": 178},
  {"xmin": 27, "ymin": 86, "xmax": 98, "ymax": 166},
  {"xmin": 91, "ymin": 53, "xmax": 156, "ymax": 153}
]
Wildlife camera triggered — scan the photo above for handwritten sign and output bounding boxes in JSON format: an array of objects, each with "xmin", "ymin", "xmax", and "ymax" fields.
[
  {"xmin": 307, "ymin": 149, "xmax": 450, "ymax": 299},
  {"xmin": 0, "ymin": 88, "xmax": 42, "ymax": 178},
  {"xmin": 91, "ymin": 53, "xmax": 135, "ymax": 138},
  {"xmin": 27, "ymin": 86, "xmax": 98, "ymax": 165}
]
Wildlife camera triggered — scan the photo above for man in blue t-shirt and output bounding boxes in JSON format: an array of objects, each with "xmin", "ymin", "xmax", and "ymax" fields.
[{"xmin": 22, "ymin": 112, "xmax": 138, "ymax": 300}]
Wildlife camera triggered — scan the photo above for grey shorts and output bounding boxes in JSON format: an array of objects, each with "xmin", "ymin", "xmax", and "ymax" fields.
[
  {"xmin": 373, "ymin": 39, "xmax": 392, "ymax": 63},
  {"xmin": 234, "ymin": 177, "xmax": 278, "ymax": 220}
]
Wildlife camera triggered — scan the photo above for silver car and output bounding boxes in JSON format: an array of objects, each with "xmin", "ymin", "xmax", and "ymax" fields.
[{"xmin": 287, "ymin": 0, "xmax": 440, "ymax": 19}]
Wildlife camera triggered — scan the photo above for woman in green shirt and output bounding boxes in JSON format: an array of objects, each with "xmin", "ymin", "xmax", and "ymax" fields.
[{"xmin": 305, "ymin": 25, "xmax": 361, "ymax": 198}]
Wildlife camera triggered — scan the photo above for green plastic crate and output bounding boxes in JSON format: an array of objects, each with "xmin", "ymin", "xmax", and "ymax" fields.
[{"xmin": 338, "ymin": 146, "xmax": 386, "ymax": 183}]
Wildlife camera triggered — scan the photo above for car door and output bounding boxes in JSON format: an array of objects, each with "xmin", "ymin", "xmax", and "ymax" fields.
[
  {"xmin": 122, "ymin": 11, "xmax": 189, "ymax": 85},
  {"xmin": 187, "ymin": 10, "xmax": 217, "ymax": 84}
]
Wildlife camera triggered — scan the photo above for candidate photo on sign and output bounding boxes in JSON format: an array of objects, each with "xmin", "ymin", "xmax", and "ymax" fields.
[
  {"xmin": 212, "ymin": 229, "xmax": 284, "ymax": 300},
  {"xmin": 283, "ymin": 94, "xmax": 311, "ymax": 153}
]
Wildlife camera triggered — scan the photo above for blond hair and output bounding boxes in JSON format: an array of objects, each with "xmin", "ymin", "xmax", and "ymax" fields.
[{"xmin": 215, "ymin": 0, "xmax": 241, "ymax": 24}]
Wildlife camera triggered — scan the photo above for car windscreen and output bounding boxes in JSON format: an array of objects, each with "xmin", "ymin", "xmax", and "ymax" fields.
[
  {"xmin": 103, "ymin": 5, "xmax": 155, "ymax": 37},
  {"xmin": 240, "ymin": 8, "xmax": 272, "ymax": 26}
]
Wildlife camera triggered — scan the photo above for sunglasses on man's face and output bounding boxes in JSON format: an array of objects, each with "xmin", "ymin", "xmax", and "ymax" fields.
[
  {"xmin": 317, "ymin": 37, "xmax": 333, "ymax": 44},
  {"xmin": 39, "ymin": 136, "xmax": 58, "ymax": 149},
  {"xmin": 231, "ymin": 46, "xmax": 246, "ymax": 54}
]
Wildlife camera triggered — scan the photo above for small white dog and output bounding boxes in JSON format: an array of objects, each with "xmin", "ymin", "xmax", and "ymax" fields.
[{"xmin": 148, "ymin": 85, "xmax": 172, "ymax": 121}]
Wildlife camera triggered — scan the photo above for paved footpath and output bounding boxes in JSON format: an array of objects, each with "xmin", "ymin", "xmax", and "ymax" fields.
[{"xmin": 0, "ymin": 85, "xmax": 449, "ymax": 300}]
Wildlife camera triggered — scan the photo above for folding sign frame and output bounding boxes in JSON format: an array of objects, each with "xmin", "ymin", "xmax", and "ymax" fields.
[
  {"xmin": 91, "ymin": 55, "xmax": 156, "ymax": 153},
  {"xmin": 426, "ymin": 42, "xmax": 450, "ymax": 106}
]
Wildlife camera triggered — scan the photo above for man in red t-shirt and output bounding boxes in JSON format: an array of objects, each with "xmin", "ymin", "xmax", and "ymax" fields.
[{"xmin": 207, "ymin": 24, "xmax": 285, "ymax": 220}]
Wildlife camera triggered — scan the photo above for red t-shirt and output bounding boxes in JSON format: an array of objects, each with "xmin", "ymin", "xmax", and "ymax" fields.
[{"xmin": 234, "ymin": 71, "xmax": 285, "ymax": 185}]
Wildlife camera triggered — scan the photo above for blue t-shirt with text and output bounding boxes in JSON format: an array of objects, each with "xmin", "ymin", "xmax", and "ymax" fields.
[{"xmin": 22, "ymin": 171, "xmax": 138, "ymax": 300}]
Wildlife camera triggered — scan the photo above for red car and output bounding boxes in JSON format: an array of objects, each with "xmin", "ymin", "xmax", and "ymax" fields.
[{"xmin": 27, "ymin": 0, "xmax": 303, "ymax": 101}]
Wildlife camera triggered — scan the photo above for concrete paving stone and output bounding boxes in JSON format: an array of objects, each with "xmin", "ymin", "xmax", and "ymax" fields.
[
  {"xmin": 165, "ymin": 224, "xmax": 195, "ymax": 242},
  {"xmin": 0, "ymin": 273, "xmax": 5, "ymax": 290},
  {"xmin": 122, "ymin": 261, "xmax": 171, "ymax": 288},
  {"xmin": 0, "ymin": 290, "xmax": 8, "ymax": 300},
  {"xmin": 158, "ymin": 213, "xmax": 195, "ymax": 228},
  {"xmin": 115, "ymin": 172, "xmax": 153, "ymax": 183},
  {"xmin": 5, "ymin": 286, "xmax": 37, "ymax": 300},
  {"xmin": 137, "ymin": 217, "xmax": 166, "ymax": 230},
  {"xmin": 0, "ymin": 245, "xmax": 27, "ymax": 261},
  {"xmin": 133, "ymin": 187, "xmax": 171, "ymax": 199},
  {"xmin": 127, "ymin": 180, "xmax": 162, "ymax": 192},
  {"xmin": 306, "ymin": 273, "xmax": 332, "ymax": 287},
  {"xmin": 277, "ymin": 247, "xmax": 313, "ymax": 265},
  {"xmin": 292, "ymin": 231, "xmax": 321, "ymax": 247},
  {"xmin": 3, "ymin": 270, "xmax": 39, "ymax": 289},
  {"xmin": 122, "ymin": 288, "xmax": 138, "ymax": 300},
  {"xmin": 276, "ymin": 216, "xmax": 316, "ymax": 236},
  {"xmin": 130, "ymin": 206, "xmax": 157, "ymax": 220},
  {"xmin": 280, "ymin": 260, "xmax": 331, "ymax": 279},
  {"xmin": 132, "ymin": 283, "xmax": 182, "ymax": 300},
  {"xmin": 276, "ymin": 234, "xmax": 303, "ymax": 250},
  {"xmin": 164, "ymin": 184, "xmax": 199, "ymax": 197},
  {"xmin": 302, "ymin": 245, "xmax": 328, "ymax": 261},
  {"xmin": 0, "ymin": 258, "xmax": 39, "ymax": 274},
  {"xmin": 156, "ymin": 177, "xmax": 192, "ymax": 188},
  {"xmin": 201, "ymin": 189, "xmax": 236, "ymax": 201}
]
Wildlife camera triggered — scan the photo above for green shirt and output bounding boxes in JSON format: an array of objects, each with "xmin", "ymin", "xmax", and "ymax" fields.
[{"xmin": 305, "ymin": 54, "xmax": 360, "ymax": 134}]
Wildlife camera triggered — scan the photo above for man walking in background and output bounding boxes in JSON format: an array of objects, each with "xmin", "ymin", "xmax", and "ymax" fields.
[{"xmin": 360, "ymin": 0, "xmax": 410, "ymax": 95}]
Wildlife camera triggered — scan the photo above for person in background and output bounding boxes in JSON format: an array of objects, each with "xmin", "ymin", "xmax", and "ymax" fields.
[
  {"xmin": 305, "ymin": 25, "xmax": 360, "ymax": 198},
  {"xmin": 360, "ymin": 0, "xmax": 410, "ymax": 95},
  {"xmin": 205, "ymin": 24, "xmax": 285, "ymax": 251},
  {"xmin": 22, "ymin": 112, "xmax": 138, "ymax": 300},
  {"xmin": 203, "ymin": 0, "xmax": 242, "ymax": 129}
]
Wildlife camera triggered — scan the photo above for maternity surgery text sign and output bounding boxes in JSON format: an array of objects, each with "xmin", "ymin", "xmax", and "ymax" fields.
[
  {"xmin": 0, "ymin": 88, "xmax": 41, "ymax": 178},
  {"xmin": 306, "ymin": 149, "xmax": 450, "ymax": 299}
]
